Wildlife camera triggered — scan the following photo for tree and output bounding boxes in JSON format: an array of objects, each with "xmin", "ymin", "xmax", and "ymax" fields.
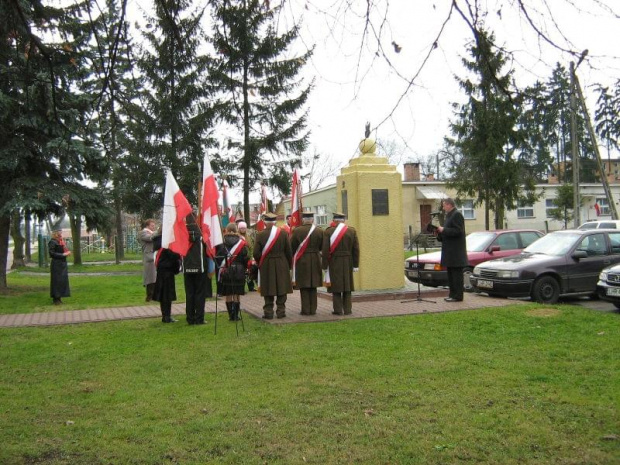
[
  {"xmin": 547, "ymin": 184, "xmax": 574, "ymax": 229},
  {"xmin": 445, "ymin": 28, "xmax": 535, "ymax": 230},
  {"xmin": 131, "ymin": 0, "xmax": 216, "ymax": 215},
  {"xmin": 0, "ymin": 0, "xmax": 108, "ymax": 288},
  {"xmin": 594, "ymin": 80, "xmax": 620, "ymax": 179},
  {"xmin": 208, "ymin": 0, "xmax": 313, "ymax": 221}
]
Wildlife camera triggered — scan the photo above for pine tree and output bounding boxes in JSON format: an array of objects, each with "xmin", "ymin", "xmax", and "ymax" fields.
[
  {"xmin": 208, "ymin": 0, "xmax": 312, "ymax": 222},
  {"xmin": 132, "ymin": 0, "xmax": 215, "ymax": 214},
  {"xmin": 445, "ymin": 28, "xmax": 532, "ymax": 229},
  {"xmin": 594, "ymin": 80, "xmax": 620, "ymax": 179}
]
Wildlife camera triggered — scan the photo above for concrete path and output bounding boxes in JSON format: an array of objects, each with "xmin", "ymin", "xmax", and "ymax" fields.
[{"xmin": 0, "ymin": 289, "xmax": 522, "ymax": 328}]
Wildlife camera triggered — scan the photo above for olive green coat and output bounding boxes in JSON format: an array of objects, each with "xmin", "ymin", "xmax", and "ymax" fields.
[
  {"xmin": 322, "ymin": 224, "xmax": 360, "ymax": 293},
  {"xmin": 291, "ymin": 224, "xmax": 323, "ymax": 289},
  {"xmin": 253, "ymin": 225, "xmax": 293, "ymax": 296}
]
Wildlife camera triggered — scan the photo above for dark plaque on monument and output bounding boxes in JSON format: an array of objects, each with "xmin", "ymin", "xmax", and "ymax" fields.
[{"xmin": 372, "ymin": 189, "xmax": 389, "ymax": 215}]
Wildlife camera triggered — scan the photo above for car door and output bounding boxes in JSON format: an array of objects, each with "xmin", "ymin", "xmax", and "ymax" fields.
[
  {"xmin": 490, "ymin": 232, "xmax": 520, "ymax": 259},
  {"xmin": 567, "ymin": 233, "xmax": 615, "ymax": 293}
]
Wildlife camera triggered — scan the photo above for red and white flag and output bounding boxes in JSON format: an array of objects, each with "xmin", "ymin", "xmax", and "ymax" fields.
[
  {"xmin": 256, "ymin": 183, "xmax": 269, "ymax": 231},
  {"xmin": 290, "ymin": 168, "xmax": 302, "ymax": 228},
  {"xmin": 162, "ymin": 170, "xmax": 192, "ymax": 257},
  {"xmin": 200, "ymin": 154, "xmax": 223, "ymax": 256}
]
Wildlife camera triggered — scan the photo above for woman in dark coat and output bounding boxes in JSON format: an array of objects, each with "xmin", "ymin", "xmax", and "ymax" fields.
[
  {"xmin": 215, "ymin": 223, "xmax": 249, "ymax": 321},
  {"xmin": 49, "ymin": 228, "xmax": 71, "ymax": 305},
  {"xmin": 153, "ymin": 233, "xmax": 182, "ymax": 323}
]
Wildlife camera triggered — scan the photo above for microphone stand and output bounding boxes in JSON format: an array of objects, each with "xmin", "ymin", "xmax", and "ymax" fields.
[{"xmin": 401, "ymin": 230, "xmax": 436, "ymax": 305}]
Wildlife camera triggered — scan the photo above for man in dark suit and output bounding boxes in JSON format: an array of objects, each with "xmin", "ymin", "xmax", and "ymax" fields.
[
  {"xmin": 291, "ymin": 212, "xmax": 324, "ymax": 315},
  {"xmin": 253, "ymin": 212, "xmax": 293, "ymax": 319},
  {"xmin": 322, "ymin": 212, "xmax": 360, "ymax": 315},
  {"xmin": 435, "ymin": 198, "xmax": 468, "ymax": 302}
]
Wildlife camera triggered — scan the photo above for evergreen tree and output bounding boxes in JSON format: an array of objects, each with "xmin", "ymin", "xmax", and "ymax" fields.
[
  {"xmin": 0, "ymin": 0, "xmax": 108, "ymax": 287},
  {"xmin": 445, "ymin": 28, "xmax": 534, "ymax": 230},
  {"xmin": 594, "ymin": 80, "xmax": 620, "ymax": 179},
  {"xmin": 208, "ymin": 0, "xmax": 312, "ymax": 222},
  {"xmin": 133, "ymin": 0, "xmax": 216, "ymax": 214}
]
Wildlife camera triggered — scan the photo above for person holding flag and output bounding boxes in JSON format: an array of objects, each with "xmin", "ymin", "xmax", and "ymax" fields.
[
  {"xmin": 215, "ymin": 222, "xmax": 249, "ymax": 321},
  {"xmin": 291, "ymin": 212, "xmax": 323, "ymax": 315},
  {"xmin": 153, "ymin": 171, "xmax": 192, "ymax": 323},
  {"xmin": 322, "ymin": 212, "xmax": 360, "ymax": 316},
  {"xmin": 253, "ymin": 212, "xmax": 293, "ymax": 319}
]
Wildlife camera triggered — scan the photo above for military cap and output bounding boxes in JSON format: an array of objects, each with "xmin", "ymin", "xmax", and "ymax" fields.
[
  {"xmin": 263, "ymin": 212, "xmax": 278, "ymax": 222},
  {"xmin": 332, "ymin": 212, "xmax": 346, "ymax": 220}
]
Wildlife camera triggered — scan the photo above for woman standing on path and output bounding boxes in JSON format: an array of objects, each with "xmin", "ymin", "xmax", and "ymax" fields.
[
  {"xmin": 49, "ymin": 227, "xmax": 71, "ymax": 305},
  {"xmin": 215, "ymin": 223, "xmax": 248, "ymax": 321}
]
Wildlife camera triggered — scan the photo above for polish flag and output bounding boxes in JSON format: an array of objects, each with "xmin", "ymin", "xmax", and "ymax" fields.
[
  {"xmin": 221, "ymin": 179, "xmax": 235, "ymax": 227},
  {"xmin": 200, "ymin": 154, "xmax": 223, "ymax": 257},
  {"xmin": 162, "ymin": 170, "xmax": 192, "ymax": 256},
  {"xmin": 290, "ymin": 168, "xmax": 302, "ymax": 228},
  {"xmin": 256, "ymin": 183, "xmax": 269, "ymax": 231}
]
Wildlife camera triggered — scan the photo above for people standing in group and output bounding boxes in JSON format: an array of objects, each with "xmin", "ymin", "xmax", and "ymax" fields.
[
  {"xmin": 291, "ymin": 212, "xmax": 324, "ymax": 316},
  {"xmin": 182, "ymin": 215, "xmax": 213, "ymax": 325},
  {"xmin": 49, "ymin": 227, "xmax": 71, "ymax": 305},
  {"xmin": 237, "ymin": 221, "xmax": 257, "ymax": 292},
  {"xmin": 215, "ymin": 223, "xmax": 249, "ymax": 321},
  {"xmin": 152, "ymin": 232, "xmax": 182, "ymax": 323},
  {"xmin": 253, "ymin": 212, "xmax": 293, "ymax": 319},
  {"xmin": 434, "ymin": 198, "xmax": 467, "ymax": 302},
  {"xmin": 138, "ymin": 219, "xmax": 157, "ymax": 302},
  {"xmin": 322, "ymin": 212, "xmax": 360, "ymax": 315}
]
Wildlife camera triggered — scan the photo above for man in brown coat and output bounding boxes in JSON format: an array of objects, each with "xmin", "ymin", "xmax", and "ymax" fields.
[
  {"xmin": 291, "ymin": 212, "xmax": 323, "ymax": 315},
  {"xmin": 322, "ymin": 212, "xmax": 360, "ymax": 315},
  {"xmin": 253, "ymin": 212, "xmax": 293, "ymax": 319}
]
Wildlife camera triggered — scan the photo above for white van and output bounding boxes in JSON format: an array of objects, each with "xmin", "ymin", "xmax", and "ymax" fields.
[{"xmin": 578, "ymin": 220, "xmax": 620, "ymax": 230}]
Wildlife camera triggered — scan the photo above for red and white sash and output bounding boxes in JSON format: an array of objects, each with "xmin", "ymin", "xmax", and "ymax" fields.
[
  {"xmin": 324, "ymin": 223, "xmax": 348, "ymax": 287},
  {"xmin": 257, "ymin": 226, "xmax": 281, "ymax": 290},
  {"xmin": 292, "ymin": 224, "xmax": 316, "ymax": 285},
  {"xmin": 218, "ymin": 238, "xmax": 246, "ymax": 281}
]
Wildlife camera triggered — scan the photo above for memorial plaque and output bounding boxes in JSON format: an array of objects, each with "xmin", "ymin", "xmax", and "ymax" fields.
[{"xmin": 372, "ymin": 189, "xmax": 389, "ymax": 215}]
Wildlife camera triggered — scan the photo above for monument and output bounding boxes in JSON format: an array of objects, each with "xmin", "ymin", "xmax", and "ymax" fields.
[{"xmin": 336, "ymin": 123, "xmax": 404, "ymax": 290}]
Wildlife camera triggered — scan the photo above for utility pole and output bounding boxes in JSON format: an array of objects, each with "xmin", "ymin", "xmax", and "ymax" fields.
[{"xmin": 570, "ymin": 61, "xmax": 580, "ymax": 228}]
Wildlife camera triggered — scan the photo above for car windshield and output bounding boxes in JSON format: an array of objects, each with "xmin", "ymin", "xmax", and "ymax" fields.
[
  {"xmin": 466, "ymin": 232, "xmax": 497, "ymax": 252},
  {"xmin": 523, "ymin": 232, "xmax": 581, "ymax": 256}
]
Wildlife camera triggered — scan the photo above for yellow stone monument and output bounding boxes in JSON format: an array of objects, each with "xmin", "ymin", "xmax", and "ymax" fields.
[{"xmin": 336, "ymin": 126, "xmax": 404, "ymax": 290}]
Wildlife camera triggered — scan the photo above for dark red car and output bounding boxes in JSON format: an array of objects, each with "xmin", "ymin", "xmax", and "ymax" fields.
[{"xmin": 404, "ymin": 229, "xmax": 544, "ymax": 291}]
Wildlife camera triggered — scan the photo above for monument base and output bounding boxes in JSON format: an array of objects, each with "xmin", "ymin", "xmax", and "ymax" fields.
[{"xmin": 317, "ymin": 286, "xmax": 448, "ymax": 303}]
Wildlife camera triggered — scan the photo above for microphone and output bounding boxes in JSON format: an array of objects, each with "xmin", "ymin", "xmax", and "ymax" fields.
[{"xmin": 429, "ymin": 211, "xmax": 441, "ymax": 217}]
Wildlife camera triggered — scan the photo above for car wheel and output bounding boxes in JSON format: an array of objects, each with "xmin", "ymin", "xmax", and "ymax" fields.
[
  {"xmin": 463, "ymin": 268, "xmax": 474, "ymax": 292},
  {"xmin": 531, "ymin": 276, "xmax": 560, "ymax": 304}
]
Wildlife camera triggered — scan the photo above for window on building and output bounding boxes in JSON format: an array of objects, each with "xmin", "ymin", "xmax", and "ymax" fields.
[
  {"xmin": 458, "ymin": 200, "xmax": 475, "ymax": 220},
  {"xmin": 546, "ymin": 198, "xmax": 557, "ymax": 218},
  {"xmin": 596, "ymin": 197, "xmax": 610, "ymax": 216},
  {"xmin": 314, "ymin": 205, "xmax": 327, "ymax": 226},
  {"xmin": 517, "ymin": 201, "xmax": 534, "ymax": 218}
]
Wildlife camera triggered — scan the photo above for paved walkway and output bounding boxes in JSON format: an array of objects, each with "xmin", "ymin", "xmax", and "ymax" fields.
[{"xmin": 0, "ymin": 288, "xmax": 522, "ymax": 328}]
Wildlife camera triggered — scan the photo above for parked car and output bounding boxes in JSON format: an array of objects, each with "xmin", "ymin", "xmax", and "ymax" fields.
[
  {"xmin": 596, "ymin": 263, "xmax": 620, "ymax": 309},
  {"xmin": 578, "ymin": 220, "xmax": 620, "ymax": 230},
  {"xmin": 470, "ymin": 229, "xmax": 620, "ymax": 303},
  {"xmin": 404, "ymin": 229, "xmax": 544, "ymax": 291}
]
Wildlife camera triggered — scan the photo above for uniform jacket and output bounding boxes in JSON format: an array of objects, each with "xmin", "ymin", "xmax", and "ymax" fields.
[
  {"xmin": 138, "ymin": 227, "xmax": 156, "ymax": 285},
  {"xmin": 291, "ymin": 223, "xmax": 323, "ymax": 289},
  {"xmin": 437, "ymin": 208, "xmax": 468, "ymax": 267},
  {"xmin": 183, "ymin": 224, "xmax": 210, "ymax": 274},
  {"xmin": 215, "ymin": 233, "xmax": 249, "ymax": 288},
  {"xmin": 253, "ymin": 224, "xmax": 293, "ymax": 296},
  {"xmin": 322, "ymin": 223, "xmax": 360, "ymax": 292}
]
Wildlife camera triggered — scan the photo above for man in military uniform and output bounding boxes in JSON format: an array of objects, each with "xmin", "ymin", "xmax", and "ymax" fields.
[
  {"xmin": 322, "ymin": 212, "xmax": 360, "ymax": 315},
  {"xmin": 253, "ymin": 212, "xmax": 293, "ymax": 319},
  {"xmin": 291, "ymin": 212, "xmax": 323, "ymax": 315}
]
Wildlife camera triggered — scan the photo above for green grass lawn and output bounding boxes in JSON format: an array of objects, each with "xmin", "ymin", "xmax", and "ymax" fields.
[{"xmin": 1, "ymin": 305, "xmax": 618, "ymax": 464}]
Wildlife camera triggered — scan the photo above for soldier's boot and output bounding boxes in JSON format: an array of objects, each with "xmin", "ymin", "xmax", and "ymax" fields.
[
  {"xmin": 232, "ymin": 302, "xmax": 241, "ymax": 321},
  {"xmin": 226, "ymin": 302, "xmax": 234, "ymax": 321}
]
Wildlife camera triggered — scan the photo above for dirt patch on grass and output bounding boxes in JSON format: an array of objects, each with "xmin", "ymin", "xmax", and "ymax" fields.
[{"xmin": 526, "ymin": 308, "xmax": 561, "ymax": 317}]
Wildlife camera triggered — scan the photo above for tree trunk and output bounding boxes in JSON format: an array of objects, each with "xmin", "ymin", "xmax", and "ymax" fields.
[
  {"xmin": 114, "ymin": 192, "xmax": 124, "ymax": 261},
  {"xmin": 25, "ymin": 211, "xmax": 32, "ymax": 262},
  {"xmin": 70, "ymin": 214, "xmax": 82, "ymax": 265},
  {"xmin": 0, "ymin": 212, "xmax": 10, "ymax": 290},
  {"xmin": 10, "ymin": 209, "xmax": 26, "ymax": 268}
]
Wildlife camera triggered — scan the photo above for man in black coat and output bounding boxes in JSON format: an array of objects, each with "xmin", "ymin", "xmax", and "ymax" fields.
[
  {"xmin": 435, "ymin": 198, "xmax": 468, "ymax": 302},
  {"xmin": 183, "ymin": 217, "xmax": 213, "ymax": 325}
]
